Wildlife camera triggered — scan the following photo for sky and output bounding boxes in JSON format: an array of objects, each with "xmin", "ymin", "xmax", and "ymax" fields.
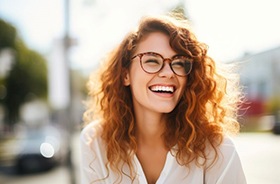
[{"xmin": 0, "ymin": 0, "xmax": 280, "ymax": 72}]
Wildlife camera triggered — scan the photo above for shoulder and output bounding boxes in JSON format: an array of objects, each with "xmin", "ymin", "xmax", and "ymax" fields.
[
  {"xmin": 80, "ymin": 121, "xmax": 111, "ymax": 183},
  {"xmin": 80, "ymin": 120, "xmax": 108, "ymax": 166},
  {"xmin": 81, "ymin": 121, "xmax": 102, "ymax": 139},
  {"xmin": 205, "ymin": 135, "xmax": 239, "ymax": 166},
  {"xmin": 204, "ymin": 136, "xmax": 247, "ymax": 183},
  {"xmin": 206, "ymin": 135, "xmax": 238, "ymax": 153},
  {"xmin": 80, "ymin": 120, "xmax": 104, "ymax": 149},
  {"xmin": 218, "ymin": 135, "xmax": 238, "ymax": 153}
]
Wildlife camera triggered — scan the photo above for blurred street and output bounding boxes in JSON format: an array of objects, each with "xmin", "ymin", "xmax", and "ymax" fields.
[
  {"xmin": 0, "ymin": 167, "xmax": 72, "ymax": 184},
  {"xmin": 234, "ymin": 132, "xmax": 280, "ymax": 184},
  {"xmin": 0, "ymin": 132, "xmax": 280, "ymax": 184}
]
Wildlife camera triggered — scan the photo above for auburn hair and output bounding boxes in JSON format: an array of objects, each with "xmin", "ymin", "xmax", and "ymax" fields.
[{"xmin": 83, "ymin": 13, "xmax": 242, "ymax": 182}]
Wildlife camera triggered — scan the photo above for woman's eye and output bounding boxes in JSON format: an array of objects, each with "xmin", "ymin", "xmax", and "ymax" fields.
[
  {"xmin": 145, "ymin": 59, "xmax": 160, "ymax": 64},
  {"xmin": 172, "ymin": 60, "xmax": 185, "ymax": 68}
]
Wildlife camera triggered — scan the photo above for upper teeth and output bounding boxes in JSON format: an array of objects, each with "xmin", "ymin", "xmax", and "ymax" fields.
[{"xmin": 150, "ymin": 86, "xmax": 174, "ymax": 92}]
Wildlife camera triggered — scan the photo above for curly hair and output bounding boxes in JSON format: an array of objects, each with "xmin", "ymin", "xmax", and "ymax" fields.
[{"xmin": 83, "ymin": 13, "xmax": 242, "ymax": 182}]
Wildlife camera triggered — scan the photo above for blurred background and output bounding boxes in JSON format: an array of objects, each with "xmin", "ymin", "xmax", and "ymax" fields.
[{"xmin": 0, "ymin": 0, "xmax": 279, "ymax": 183}]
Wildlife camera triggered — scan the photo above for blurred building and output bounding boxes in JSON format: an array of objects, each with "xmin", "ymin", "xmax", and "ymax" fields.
[
  {"xmin": 47, "ymin": 37, "xmax": 84, "ymax": 131},
  {"xmin": 238, "ymin": 46, "xmax": 280, "ymax": 131}
]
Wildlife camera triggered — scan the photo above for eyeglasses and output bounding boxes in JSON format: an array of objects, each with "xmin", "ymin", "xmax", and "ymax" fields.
[{"xmin": 131, "ymin": 52, "xmax": 193, "ymax": 77}]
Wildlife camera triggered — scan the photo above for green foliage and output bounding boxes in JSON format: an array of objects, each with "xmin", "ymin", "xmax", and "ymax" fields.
[
  {"xmin": 0, "ymin": 19, "xmax": 16, "ymax": 49},
  {"xmin": 0, "ymin": 19, "xmax": 48, "ymax": 124},
  {"xmin": 170, "ymin": 2, "xmax": 188, "ymax": 20}
]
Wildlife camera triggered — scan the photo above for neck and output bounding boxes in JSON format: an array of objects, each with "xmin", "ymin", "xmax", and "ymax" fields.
[{"xmin": 135, "ymin": 111, "xmax": 166, "ymax": 147}]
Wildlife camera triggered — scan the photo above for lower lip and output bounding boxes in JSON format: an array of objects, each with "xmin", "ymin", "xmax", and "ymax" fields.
[{"xmin": 150, "ymin": 90, "xmax": 174, "ymax": 98}]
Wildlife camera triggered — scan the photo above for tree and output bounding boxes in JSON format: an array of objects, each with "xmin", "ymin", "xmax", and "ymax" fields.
[
  {"xmin": 171, "ymin": 1, "xmax": 189, "ymax": 20},
  {"xmin": 0, "ymin": 19, "xmax": 47, "ymax": 126},
  {"xmin": 0, "ymin": 19, "xmax": 16, "ymax": 49}
]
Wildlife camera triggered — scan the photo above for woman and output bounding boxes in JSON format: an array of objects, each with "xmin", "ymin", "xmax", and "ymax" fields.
[{"xmin": 81, "ymin": 14, "xmax": 246, "ymax": 184}]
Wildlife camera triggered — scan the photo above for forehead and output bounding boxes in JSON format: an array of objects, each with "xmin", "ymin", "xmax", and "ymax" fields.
[{"xmin": 134, "ymin": 32, "xmax": 177, "ymax": 58}]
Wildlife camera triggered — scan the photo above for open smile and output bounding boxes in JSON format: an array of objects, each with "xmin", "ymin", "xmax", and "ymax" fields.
[{"xmin": 149, "ymin": 85, "xmax": 176, "ymax": 94}]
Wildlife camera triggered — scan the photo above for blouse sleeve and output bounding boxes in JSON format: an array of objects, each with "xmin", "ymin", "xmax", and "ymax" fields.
[{"xmin": 205, "ymin": 137, "xmax": 247, "ymax": 184}]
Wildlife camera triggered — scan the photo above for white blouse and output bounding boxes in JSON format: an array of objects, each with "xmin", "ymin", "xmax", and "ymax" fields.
[{"xmin": 80, "ymin": 122, "xmax": 247, "ymax": 184}]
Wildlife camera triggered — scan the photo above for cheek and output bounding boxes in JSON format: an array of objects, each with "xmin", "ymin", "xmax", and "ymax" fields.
[
  {"xmin": 178, "ymin": 78, "xmax": 187, "ymax": 95},
  {"xmin": 128, "ymin": 69, "xmax": 153, "ymax": 98},
  {"xmin": 129, "ymin": 63, "xmax": 149, "ymax": 84},
  {"xmin": 179, "ymin": 76, "xmax": 187, "ymax": 87},
  {"xmin": 129, "ymin": 73, "xmax": 148, "ymax": 91}
]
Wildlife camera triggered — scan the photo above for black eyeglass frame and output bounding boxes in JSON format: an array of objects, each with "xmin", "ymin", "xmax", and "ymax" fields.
[{"xmin": 131, "ymin": 52, "xmax": 193, "ymax": 77}]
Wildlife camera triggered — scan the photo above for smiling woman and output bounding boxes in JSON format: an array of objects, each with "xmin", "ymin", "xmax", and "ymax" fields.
[{"xmin": 81, "ymin": 13, "xmax": 246, "ymax": 184}]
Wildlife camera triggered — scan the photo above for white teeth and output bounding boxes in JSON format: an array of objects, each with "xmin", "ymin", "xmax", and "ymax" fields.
[{"xmin": 150, "ymin": 86, "xmax": 174, "ymax": 93}]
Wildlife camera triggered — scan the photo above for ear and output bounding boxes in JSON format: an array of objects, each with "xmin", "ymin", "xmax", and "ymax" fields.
[{"xmin": 123, "ymin": 70, "xmax": 130, "ymax": 86}]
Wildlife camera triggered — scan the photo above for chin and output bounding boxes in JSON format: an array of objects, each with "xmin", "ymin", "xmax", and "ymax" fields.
[{"xmin": 158, "ymin": 107, "xmax": 176, "ymax": 113}]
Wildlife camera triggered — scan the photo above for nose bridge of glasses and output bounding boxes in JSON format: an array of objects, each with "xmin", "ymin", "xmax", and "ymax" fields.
[
  {"xmin": 163, "ymin": 57, "xmax": 172, "ymax": 63},
  {"xmin": 160, "ymin": 58, "xmax": 176, "ymax": 75}
]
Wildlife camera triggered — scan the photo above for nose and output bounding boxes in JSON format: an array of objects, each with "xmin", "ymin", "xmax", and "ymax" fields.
[{"xmin": 158, "ymin": 61, "xmax": 175, "ymax": 78}]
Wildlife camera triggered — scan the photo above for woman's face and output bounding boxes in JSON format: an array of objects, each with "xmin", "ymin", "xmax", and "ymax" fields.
[{"xmin": 124, "ymin": 32, "xmax": 187, "ymax": 115}]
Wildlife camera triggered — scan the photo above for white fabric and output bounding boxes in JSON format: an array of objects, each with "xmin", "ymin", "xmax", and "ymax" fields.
[{"xmin": 80, "ymin": 122, "xmax": 247, "ymax": 184}]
